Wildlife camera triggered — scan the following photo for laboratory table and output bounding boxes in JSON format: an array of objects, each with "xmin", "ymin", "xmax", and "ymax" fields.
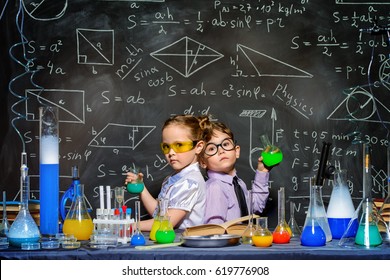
[{"xmin": 0, "ymin": 237, "xmax": 389, "ymax": 260}]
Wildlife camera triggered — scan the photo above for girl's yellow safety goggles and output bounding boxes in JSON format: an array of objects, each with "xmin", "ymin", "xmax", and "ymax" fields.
[{"xmin": 160, "ymin": 141, "xmax": 198, "ymax": 154}]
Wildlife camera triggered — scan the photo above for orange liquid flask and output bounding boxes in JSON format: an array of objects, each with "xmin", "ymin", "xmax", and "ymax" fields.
[
  {"xmin": 253, "ymin": 217, "xmax": 273, "ymax": 247},
  {"xmin": 272, "ymin": 187, "xmax": 291, "ymax": 244}
]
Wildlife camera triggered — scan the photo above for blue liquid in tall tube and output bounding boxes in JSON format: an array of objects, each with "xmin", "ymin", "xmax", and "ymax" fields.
[{"xmin": 40, "ymin": 134, "xmax": 59, "ymax": 236}]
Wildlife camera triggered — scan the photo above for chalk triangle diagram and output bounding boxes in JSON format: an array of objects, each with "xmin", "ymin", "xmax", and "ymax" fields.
[
  {"xmin": 150, "ymin": 36, "xmax": 224, "ymax": 78},
  {"xmin": 236, "ymin": 44, "xmax": 313, "ymax": 78},
  {"xmin": 77, "ymin": 28, "xmax": 114, "ymax": 65},
  {"xmin": 25, "ymin": 89, "xmax": 85, "ymax": 123},
  {"xmin": 327, "ymin": 85, "xmax": 390, "ymax": 124},
  {"xmin": 88, "ymin": 123, "xmax": 156, "ymax": 149}
]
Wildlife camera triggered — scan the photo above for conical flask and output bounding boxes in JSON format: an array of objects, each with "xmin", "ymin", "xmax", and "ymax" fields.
[
  {"xmin": 272, "ymin": 187, "xmax": 291, "ymax": 244},
  {"xmin": 8, "ymin": 153, "xmax": 41, "ymax": 247},
  {"xmin": 288, "ymin": 201, "xmax": 301, "ymax": 238},
  {"xmin": 355, "ymin": 198, "xmax": 382, "ymax": 247},
  {"xmin": 242, "ymin": 188, "xmax": 255, "ymax": 244},
  {"xmin": 62, "ymin": 184, "xmax": 94, "ymax": 241},
  {"xmin": 150, "ymin": 198, "xmax": 166, "ymax": 241},
  {"xmin": 327, "ymin": 169, "xmax": 355, "ymax": 239},
  {"xmin": 155, "ymin": 199, "xmax": 175, "ymax": 244},
  {"xmin": 300, "ymin": 178, "xmax": 332, "ymax": 246}
]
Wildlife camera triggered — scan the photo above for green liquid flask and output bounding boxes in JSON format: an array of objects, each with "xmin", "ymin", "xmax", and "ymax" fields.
[
  {"xmin": 155, "ymin": 216, "xmax": 176, "ymax": 244},
  {"xmin": 355, "ymin": 198, "xmax": 382, "ymax": 247},
  {"xmin": 260, "ymin": 134, "xmax": 283, "ymax": 167}
]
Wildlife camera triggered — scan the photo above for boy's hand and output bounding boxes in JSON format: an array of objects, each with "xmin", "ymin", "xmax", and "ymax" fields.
[{"xmin": 257, "ymin": 156, "xmax": 274, "ymax": 172}]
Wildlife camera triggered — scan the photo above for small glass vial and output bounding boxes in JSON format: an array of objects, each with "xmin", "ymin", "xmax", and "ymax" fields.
[{"xmin": 252, "ymin": 217, "xmax": 273, "ymax": 247}]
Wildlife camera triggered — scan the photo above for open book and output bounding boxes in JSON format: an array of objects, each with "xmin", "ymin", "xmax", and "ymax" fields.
[{"xmin": 182, "ymin": 215, "xmax": 259, "ymax": 236}]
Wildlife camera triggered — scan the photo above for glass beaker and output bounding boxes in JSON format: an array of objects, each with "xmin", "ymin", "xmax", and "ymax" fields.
[
  {"xmin": 327, "ymin": 169, "xmax": 355, "ymax": 239},
  {"xmin": 8, "ymin": 153, "xmax": 41, "ymax": 247},
  {"xmin": 272, "ymin": 187, "xmax": 291, "ymax": 244},
  {"xmin": 39, "ymin": 106, "xmax": 60, "ymax": 236},
  {"xmin": 131, "ymin": 201, "xmax": 146, "ymax": 245},
  {"xmin": 355, "ymin": 198, "xmax": 382, "ymax": 247},
  {"xmin": 242, "ymin": 189, "xmax": 255, "ymax": 244},
  {"xmin": 252, "ymin": 217, "xmax": 273, "ymax": 247},
  {"xmin": 288, "ymin": 201, "xmax": 301, "ymax": 239},
  {"xmin": 260, "ymin": 134, "xmax": 283, "ymax": 167},
  {"xmin": 63, "ymin": 184, "xmax": 94, "ymax": 241},
  {"xmin": 301, "ymin": 180, "xmax": 332, "ymax": 245},
  {"xmin": 0, "ymin": 191, "xmax": 10, "ymax": 237},
  {"xmin": 126, "ymin": 167, "xmax": 145, "ymax": 194}
]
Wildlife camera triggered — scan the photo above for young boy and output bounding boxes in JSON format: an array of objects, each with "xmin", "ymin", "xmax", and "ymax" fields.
[{"xmin": 201, "ymin": 121, "xmax": 271, "ymax": 224}]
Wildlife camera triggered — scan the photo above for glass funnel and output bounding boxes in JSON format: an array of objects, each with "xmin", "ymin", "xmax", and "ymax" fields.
[
  {"xmin": 0, "ymin": 191, "xmax": 10, "ymax": 237},
  {"xmin": 62, "ymin": 184, "xmax": 94, "ymax": 241},
  {"xmin": 8, "ymin": 153, "xmax": 41, "ymax": 247},
  {"xmin": 252, "ymin": 217, "xmax": 273, "ymax": 247},
  {"xmin": 242, "ymin": 188, "xmax": 255, "ymax": 244},
  {"xmin": 131, "ymin": 200, "xmax": 146, "ymax": 245},
  {"xmin": 288, "ymin": 201, "xmax": 301, "ymax": 239},
  {"xmin": 272, "ymin": 187, "xmax": 291, "ymax": 244},
  {"xmin": 327, "ymin": 169, "xmax": 355, "ymax": 239}
]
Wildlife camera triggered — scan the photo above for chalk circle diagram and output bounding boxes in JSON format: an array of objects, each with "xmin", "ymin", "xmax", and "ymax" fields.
[
  {"xmin": 88, "ymin": 123, "xmax": 156, "ymax": 149},
  {"xmin": 24, "ymin": 89, "xmax": 85, "ymax": 123},
  {"xmin": 150, "ymin": 36, "xmax": 224, "ymax": 78},
  {"xmin": 327, "ymin": 85, "xmax": 390, "ymax": 124},
  {"xmin": 22, "ymin": 0, "xmax": 67, "ymax": 21},
  {"xmin": 76, "ymin": 28, "xmax": 115, "ymax": 65},
  {"xmin": 380, "ymin": 58, "xmax": 390, "ymax": 91},
  {"xmin": 236, "ymin": 44, "xmax": 313, "ymax": 78}
]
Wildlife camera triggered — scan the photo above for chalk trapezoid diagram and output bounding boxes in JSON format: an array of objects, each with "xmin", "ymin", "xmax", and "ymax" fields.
[
  {"xmin": 150, "ymin": 36, "xmax": 224, "ymax": 78},
  {"xmin": 77, "ymin": 28, "xmax": 114, "ymax": 65},
  {"xmin": 327, "ymin": 86, "xmax": 390, "ymax": 124},
  {"xmin": 25, "ymin": 89, "xmax": 85, "ymax": 123},
  {"xmin": 237, "ymin": 44, "xmax": 313, "ymax": 78},
  {"xmin": 88, "ymin": 123, "xmax": 156, "ymax": 149},
  {"xmin": 22, "ymin": 0, "xmax": 68, "ymax": 21}
]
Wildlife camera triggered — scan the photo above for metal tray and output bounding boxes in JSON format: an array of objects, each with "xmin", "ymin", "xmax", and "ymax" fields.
[{"xmin": 181, "ymin": 234, "xmax": 241, "ymax": 248}]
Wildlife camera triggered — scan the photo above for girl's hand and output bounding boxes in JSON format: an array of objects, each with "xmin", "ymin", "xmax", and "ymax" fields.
[{"xmin": 125, "ymin": 171, "xmax": 144, "ymax": 185}]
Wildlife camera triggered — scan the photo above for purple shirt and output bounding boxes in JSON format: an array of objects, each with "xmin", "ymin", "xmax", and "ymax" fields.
[{"xmin": 204, "ymin": 170, "xmax": 269, "ymax": 224}]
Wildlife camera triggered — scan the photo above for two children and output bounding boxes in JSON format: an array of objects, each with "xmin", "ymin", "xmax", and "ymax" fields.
[{"xmin": 125, "ymin": 115, "xmax": 272, "ymax": 230}]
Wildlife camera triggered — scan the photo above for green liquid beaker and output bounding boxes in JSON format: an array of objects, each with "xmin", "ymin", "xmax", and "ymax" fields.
[{"xmin": 260, "ymin": 134, "xmax": 283, "ymax": 167}]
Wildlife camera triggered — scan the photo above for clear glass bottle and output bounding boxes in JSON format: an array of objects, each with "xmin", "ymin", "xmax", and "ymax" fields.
[
  {"xmin": 63, "ymin": 184, "xmax": 94, "ymax": 241},
  {"xmin": 252, "ymin": 217, "xmax": 273, "ymax": 247},
  {"xmin": 355, "ymin": 198, "xmax": 382, "ymax": 247},
  {"xmin": 8, "ymin": 153, "xmax": 41, "ymax": 247},
  {"xmin": 242, "ymin": 189, "xmax": 254, "ymax": 244},
  {"xmin": 272, "ymin": 187, "xmax": 291, "ymax": 244},
  {"xmin": 327, "ymin": 169, "xmax": 355, "ymax": 239}
]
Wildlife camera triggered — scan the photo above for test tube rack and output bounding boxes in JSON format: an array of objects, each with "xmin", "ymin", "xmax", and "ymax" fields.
[{"xmin": 93, "ymin": 218, "xmax": 135, "ymax": 244}]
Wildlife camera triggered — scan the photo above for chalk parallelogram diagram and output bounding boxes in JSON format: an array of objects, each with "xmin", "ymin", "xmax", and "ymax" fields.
[
  {"xmin": 235, "ymin": 44, "xmax": 313, "ymax": 78},
  {"xmin": 150, "ymin": 36, "xmax": 224, "ymax": 78},
  {"xmin": 88, "ymin": 123, "xmax": 156, "ymax": 149}
]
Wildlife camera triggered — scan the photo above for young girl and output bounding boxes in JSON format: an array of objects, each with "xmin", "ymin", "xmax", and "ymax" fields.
[
  {"xmin": 125, "ymin": 115, "xmax": 209, "ymax": 231},
  {"xmin": 201, "ymin": 121, "xmax": 271, "ymax": 224}
]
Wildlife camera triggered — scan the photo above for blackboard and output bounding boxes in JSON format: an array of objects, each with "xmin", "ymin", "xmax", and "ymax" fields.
[{"xmin": 1, "ymin": 0, "xmax": 389, "ymax": 228}]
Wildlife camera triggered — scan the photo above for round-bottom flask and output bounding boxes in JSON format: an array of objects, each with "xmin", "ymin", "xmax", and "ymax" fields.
[
  {"xmin": 272, "ymin": 187, "xmax": 291, "ymax": 244},
  {"xmin": 252, "ymin": 217, "xmax": 273, "ymax": 247}
]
